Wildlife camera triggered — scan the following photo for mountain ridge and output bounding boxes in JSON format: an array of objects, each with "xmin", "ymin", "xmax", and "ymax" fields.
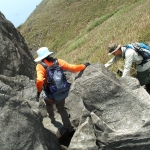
[{"xmin": 18, "ymin": 0, "xmax": 150, "ymax": 73}]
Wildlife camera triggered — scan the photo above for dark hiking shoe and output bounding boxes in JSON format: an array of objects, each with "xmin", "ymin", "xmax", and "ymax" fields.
[
  {"xmin": 51, "ymin": 119, "xmax": 56, "ymax": 124},
  {"xmin": 68, "ymin": 129, "xmax": 75, "ymax": 137}
]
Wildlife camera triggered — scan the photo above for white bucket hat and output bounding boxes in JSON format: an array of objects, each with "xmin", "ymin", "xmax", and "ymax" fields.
[{"xmin": 34, "ymin": 47, "xmax": 54, "ymax": 62}]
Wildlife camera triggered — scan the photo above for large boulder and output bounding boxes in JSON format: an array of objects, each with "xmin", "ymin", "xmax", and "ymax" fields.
[
  {"xmin": 0, "ymin": 12, "xmax": 35, "ymax": 79},
  {"xmin": 65, "ymin": 63, "xmax": 150, "ymax": 150},
  {"xmin": 0, "ymin": 75, "xmax": 61, "ymax": 150},
  {"xmin": 0, "ymin": 12, "xmax": 61, "ymax": 150}
]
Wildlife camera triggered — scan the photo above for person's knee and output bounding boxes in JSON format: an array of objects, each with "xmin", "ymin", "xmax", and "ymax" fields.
[
  {"xmin": 57, "ymin": 107, "xmax": 66, "ymax": 114},
  {"xmin": 56, "ymin": 100, "xmax": 65, "ymax": 109},
  {"xmin": 137, "ymin": 77, "xmax": 149, "ymax": 86}
]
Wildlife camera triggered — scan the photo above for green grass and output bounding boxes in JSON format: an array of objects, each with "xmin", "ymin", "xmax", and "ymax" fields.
[
  {"xmin": 85, "ymin": 10, "xmax": 119, "ymax": 32},
  {"xmin": 65, "ymin": 36, "xmax": 86, "ymax": 54}
]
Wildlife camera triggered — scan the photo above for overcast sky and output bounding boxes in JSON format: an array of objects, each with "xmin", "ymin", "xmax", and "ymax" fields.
[{"xmin": 0, "ymin": 0, "xmax": 42, "ymax": 27}]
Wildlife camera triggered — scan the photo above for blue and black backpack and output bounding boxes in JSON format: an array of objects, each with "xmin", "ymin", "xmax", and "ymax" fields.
[
  {"xmin": 41, "ymin": 59, "xmax": 70, "ymax": 101},
  {"xmin": 124, "ymin": 42, "xmax": 150, "ymax": 65}
]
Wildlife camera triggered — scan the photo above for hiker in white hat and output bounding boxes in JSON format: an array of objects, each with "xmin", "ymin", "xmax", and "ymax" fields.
[
  {"xmin": 34, "ymin": 47, "xmax": 55, "ymax": 62},
  {"xmin": 34, "ymin": 47, "xmax": 90, "ymax": 137}
]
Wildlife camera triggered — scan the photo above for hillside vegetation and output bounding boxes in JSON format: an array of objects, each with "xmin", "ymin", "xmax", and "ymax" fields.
[{"xmin": 18, "ymin": 0, "xmax": 150, "ymax": 74}]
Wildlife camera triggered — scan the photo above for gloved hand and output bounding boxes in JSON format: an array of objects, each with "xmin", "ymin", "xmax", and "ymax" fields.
[
  {"xmin": 37, "ymin": 92, "xmax": 41, "ymax": 98},
  {"xmin": 84, "ymin": 62, "xmax": 91, "ymax": 67}
]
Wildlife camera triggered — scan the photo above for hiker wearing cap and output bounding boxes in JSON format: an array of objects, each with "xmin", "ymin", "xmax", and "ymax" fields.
[
  {"xmin": 104, "ymin": 43, "xmax": 150, "ymax": 93},
  {"xmin": 35, "ymin": 47, "xmax": 90, "ymax": 135}
]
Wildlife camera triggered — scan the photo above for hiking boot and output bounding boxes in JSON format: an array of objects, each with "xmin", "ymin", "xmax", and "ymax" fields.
[
  {"xmin": 51, "ymin": 119, "xmax": 56, "ymax": 124},
  {"xmin": 68, "ymin": 129, "xmax": 75, "ymax": 137},
  {"xmin": 145, "ymin": 84, "xmax": 150, "ymax": 94}
]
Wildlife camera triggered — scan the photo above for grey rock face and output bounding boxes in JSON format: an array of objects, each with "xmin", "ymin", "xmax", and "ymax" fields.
[
  {"xmin": 66, "ymin": 64, "xmax": 150, "ymax": 150},
  {"xmin": 0, "ymin": 75, "xmax": 61, "ymax": 150},
  {"xmin": 0, "ymin": 12, "xmax": 61, "ymax": 150},
  {"xmin": 0, "ymin": 12, "xmax": 35, "ymax": 79},
  {"xmin": 69, "ymin": 117, "xmax": 98, "ymax": 150}
]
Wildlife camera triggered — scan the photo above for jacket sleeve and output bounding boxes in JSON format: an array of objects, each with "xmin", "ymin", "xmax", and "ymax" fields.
[
  {"xmin": 36, "ymin": 63, "xmax": 46, "ymax": 92},
  {"xmin": 58, "ymin": 59, "xmax": 86, "ymax": 73},
  {"xmin": 104, "ymin": 56, "xmax": 121, "ymax": 68},
  {"xmin": 122, "ymin": 50, "xmax": 134, "ymax": 77}
]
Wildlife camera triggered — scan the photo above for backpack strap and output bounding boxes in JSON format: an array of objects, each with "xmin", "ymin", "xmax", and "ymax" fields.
[
  {"xmin": 123, "ymin": 44, "xmax": 139, "ymax": 59},
  {"xmin": 122, "ymin": 46, "xmax": 128, "ymax": 59},
  {"xmin": 52, "ymin": 58, "xmax": 59, "ymax": 66},
  {"xmin": 40, "ymin": 59, "xmax": 58, "ymax": 91},
  {"xmin": 40, "ymin": 61, "xmax": 48, "ymax": 69},
  {"xmin": 40, "ymin": 58, "xmax": 58, "ymax": 69},
  {"xmin": 123, "ymin": 45, "xmax": 146, "ymax": 66}
]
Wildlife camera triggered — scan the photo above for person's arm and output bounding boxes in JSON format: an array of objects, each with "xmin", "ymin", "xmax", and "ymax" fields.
[
  {"xmin": 105, "ymin": 56, "xmax": 121, "ymax": 68},
  {"xmin": 58, "ymin": 59, "xmax": 86, "ymax": 73},
  {"xmin": 122, "ymin": 50, "xmax": 134, "ymax": 77},
  {"xmin": 36, "ymin": 64, "xmax": 46, "ymax": 92}
]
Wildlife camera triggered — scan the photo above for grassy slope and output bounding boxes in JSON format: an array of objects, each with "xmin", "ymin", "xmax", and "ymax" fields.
[{"xmin": 18, "ymin": 0, "xmax": 150, "ymax": 73}]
